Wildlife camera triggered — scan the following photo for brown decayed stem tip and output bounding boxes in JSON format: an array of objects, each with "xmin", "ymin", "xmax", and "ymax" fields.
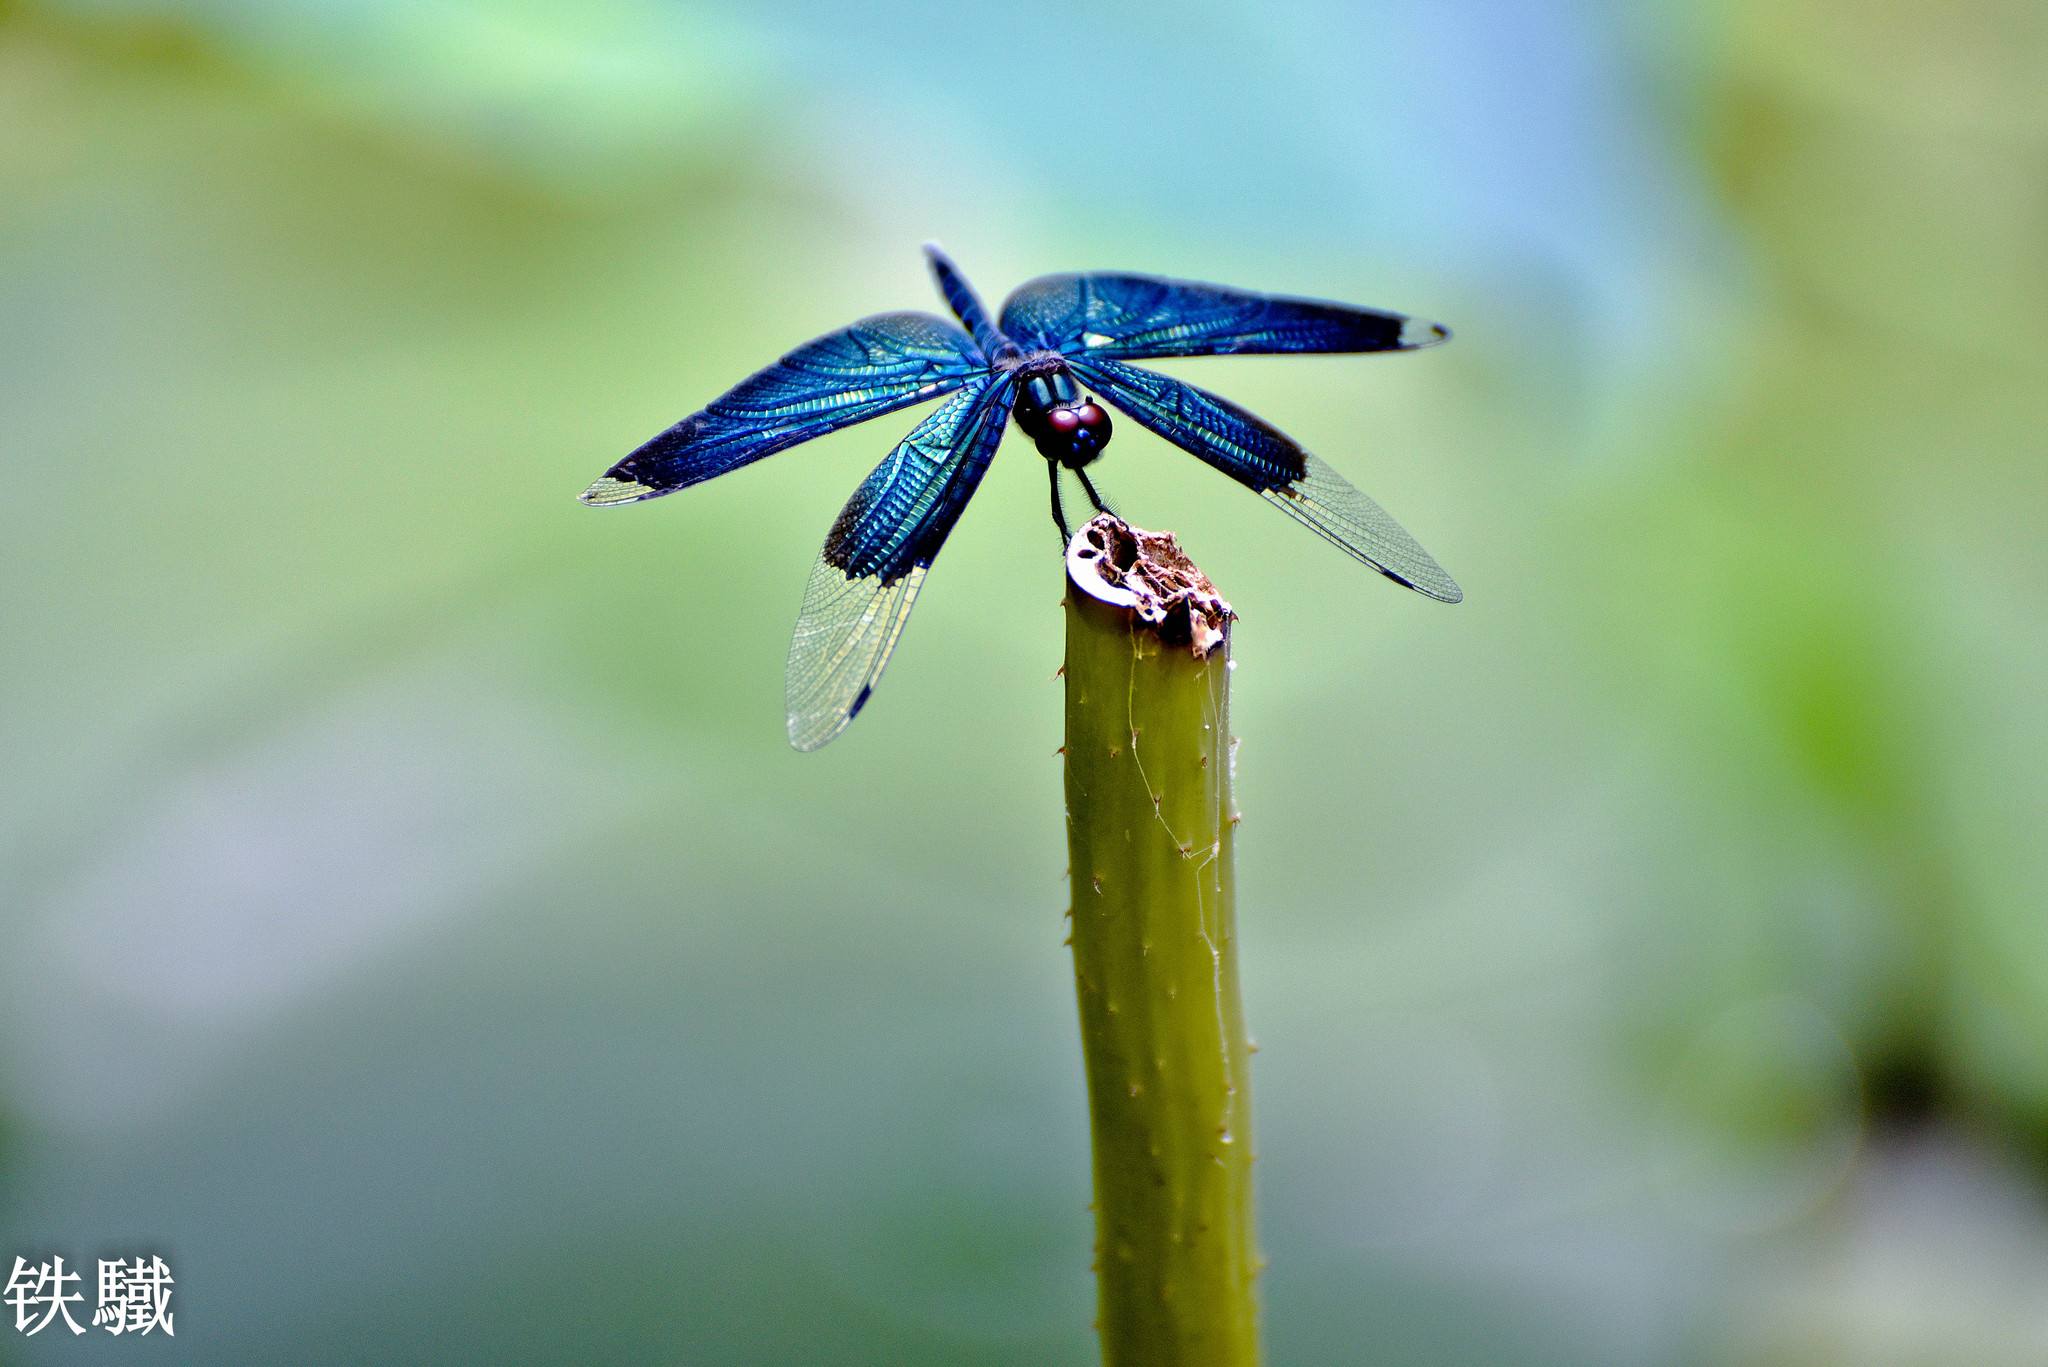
[{"xmin": 1065, "ymin": 514, "xmax": 1233, "ymax": 656}]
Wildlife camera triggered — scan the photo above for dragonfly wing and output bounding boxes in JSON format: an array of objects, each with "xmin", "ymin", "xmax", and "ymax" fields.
[
  {"xmin": 581, "ymin": 312, "xmax": 985, "ymax": 505},
  {"xmin": 1000, "ymin": 272, "xmax": 1447, "ymax": 360},
  {"xmin": 1070, "ymin": 357, "xmax": 1461, "ymax": 603},
  {"xmin": 785, "ymin": 373, "xmax": 1015, "ymax": 750}
]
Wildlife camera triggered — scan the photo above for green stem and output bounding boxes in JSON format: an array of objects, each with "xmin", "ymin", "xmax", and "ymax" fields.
[{"xmin": 1062, "ymin": 514, "xmax": 1259, "ymax": 1367}]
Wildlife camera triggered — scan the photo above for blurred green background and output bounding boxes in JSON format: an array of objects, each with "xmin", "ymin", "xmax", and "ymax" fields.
[{"xmin": 3, "ymin": 0, "xmax": 2045, "ymax": 1362}]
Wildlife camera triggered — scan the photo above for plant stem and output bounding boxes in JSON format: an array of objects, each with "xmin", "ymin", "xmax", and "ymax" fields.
[{"xmin": 1062, "ymin": 514, "xmax": 1259, "ymax": 1367}]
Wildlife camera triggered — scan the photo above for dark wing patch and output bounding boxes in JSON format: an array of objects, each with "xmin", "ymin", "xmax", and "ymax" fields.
[
  {"xmin": 999, "ymin": 272, "xmax": 1447, "ymax": 360},
  {"xmin": 582, "ymin": 312, "xmax": 985, "ymax": 505},
  {"xmin": 785, "ymin": 373, "xmax": 1015, "ymax": 750},
  {"xmin": 1070, "ymin": 357, "xmax": 1461, "ymax": 603}
]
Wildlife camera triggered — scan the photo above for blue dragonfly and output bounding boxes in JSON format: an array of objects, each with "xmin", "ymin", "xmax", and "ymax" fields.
[{"xmin": 581, "ymin": 245, "xmax": 1460, "ymax": 750}]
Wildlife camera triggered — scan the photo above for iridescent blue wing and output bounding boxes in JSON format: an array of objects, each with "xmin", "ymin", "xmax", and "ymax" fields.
[
  {"xmin": 580, "ymin": 312, "xmax": 986, "ymax": 505},
  {"xmin": 785, "ymin": 372, "xmax": 1016, "ymax": 750},
  {"xmin": 1000, "ymin": 272, "xmax": 1447, "ymax": 359},
  {"xmin": 1069, "ymin": 357, "xmax": 1461, "ymax": 603}
]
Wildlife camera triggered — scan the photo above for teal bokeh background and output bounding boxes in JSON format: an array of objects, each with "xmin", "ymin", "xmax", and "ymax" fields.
[{"xmin": 3, "ymin": 0, "xmax": 2045, "ymax": 1361}]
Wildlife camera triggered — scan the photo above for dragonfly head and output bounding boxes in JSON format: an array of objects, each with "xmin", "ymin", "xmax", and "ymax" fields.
[
  {"xmin": 1034, "ymin": 399, "xmax": 1112, "ymax": 469},
  {"xmin": 1015, "ymin": 370, "xmax": 1113, "ymax": 470}
]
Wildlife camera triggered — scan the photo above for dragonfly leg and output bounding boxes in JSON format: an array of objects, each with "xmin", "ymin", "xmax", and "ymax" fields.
[
  {"xmin": 1075, "ymin": 466, "xmax": 1118, "ymax": 519},
  {"xmin": 1048, "ymin": 462, "xmax": 1073, "ymax": 543}
]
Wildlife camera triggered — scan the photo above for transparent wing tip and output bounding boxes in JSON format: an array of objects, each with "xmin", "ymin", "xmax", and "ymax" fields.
[
  {"xmin": 1376, "ymin": 543, "xmax": 1462, "ymax": 603},
  {"xmin": 788, "ymin": 687, "xmax": 868, "ymax": 751},
  {"xmin": 1416, "ymin": 571, "xmax": 1463, "ymax": 604},
  {"xmin": 785, "ymin": 626, "xmax": 886, "ymax": 751},
  {"xmin": 787, "ymin": 711, "xmax": 849, "ymax": 752},
  {"xmin": 1401, "ymin": 317, "xmax": 1452, "ymax": 348},
  {"xmin": 1363, "ymin": 549, "xmax": 1461, "ymax": 603},
  {"xmin": 579, "ymin": 474, "xmax": 658, "ymax": 506}
]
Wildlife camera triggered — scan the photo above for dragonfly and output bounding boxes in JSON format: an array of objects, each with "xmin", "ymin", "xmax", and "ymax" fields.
[{"xmin": 581, "ymin": 244, "xmax": 1460, "ymax": 751}]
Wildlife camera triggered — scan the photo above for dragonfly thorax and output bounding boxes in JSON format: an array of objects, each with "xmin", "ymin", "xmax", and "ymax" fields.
[{"xmin": 1013, "ymin": 366, "xmax": 1113, "ymax": 470}]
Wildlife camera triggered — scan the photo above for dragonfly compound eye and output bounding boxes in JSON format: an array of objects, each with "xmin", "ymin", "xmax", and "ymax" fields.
[{"xmin": 1036, "ymin": 400, "xmax": 1113, "ymax": 469}]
